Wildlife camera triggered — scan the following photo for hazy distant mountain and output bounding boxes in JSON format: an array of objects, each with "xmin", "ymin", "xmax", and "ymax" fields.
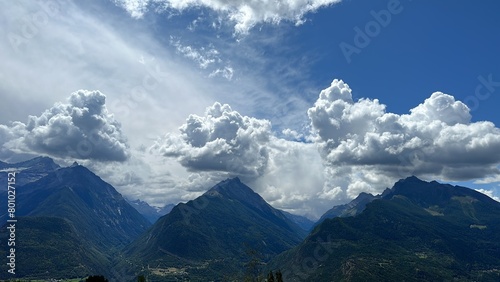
[
  {"xmin": 0, "ymin": 156, "xmax": 60, "ymax": 188},
  {"xmin": 128, "ymin": 198, "xmax": 175, "ymax": 223},
  {"xmin": 313, "ymin": 191, "xmax": 382, "ymax": 228},
  {"xmin": 158, "ymin": 203, "xmax": 175, "ymax": 215},
  {"xmin": 269, "ymin": 176, "xmax": 500, "ymax": 281},
  {"xmin": 281, "ymin": 210, "xmax": 315, "ymax": 231},
  {"xmin": 0, "ymin": 163, "xmax": 151, "ymax": 280},
  {"xmin": 125, "ymin": 177, "xmax": 306, "ymax": 280}
]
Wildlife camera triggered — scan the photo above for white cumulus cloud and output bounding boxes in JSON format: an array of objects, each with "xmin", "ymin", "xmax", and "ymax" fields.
[
  {"xmin": 1, "ymin": 90, "xmax": 129, "ymax": 162},
  {"xmin": 152, "ymin": 102, "xmax": 272, "ymax": 177},
  {"xmin": 308, "ymin": 79, "xmax": 500, "ymax": 199}
]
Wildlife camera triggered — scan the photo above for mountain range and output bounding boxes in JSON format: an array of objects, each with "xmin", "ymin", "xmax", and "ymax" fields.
[
  {"xmin": 127, "ymin": 199, "xmax": 174, "ymax": 223},
  {"xmin": 1, "ymin": 156, "xmax": 500, "ymax": 281},
  {"xmin": 268, "ymin": 176, "xmax": 500, "ymax": 281}
]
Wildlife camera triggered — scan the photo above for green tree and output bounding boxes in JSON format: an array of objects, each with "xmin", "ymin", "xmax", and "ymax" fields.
[
  {"xmin": 138, "ymin": 274, "xmax": 146, "ymax": 282},
  {"xmin": 267, "ymin": 271, "xmax": 275, "ymax": 282}
]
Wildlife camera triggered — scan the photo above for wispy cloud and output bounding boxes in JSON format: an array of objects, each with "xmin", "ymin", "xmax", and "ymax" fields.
[
  {"xmin": 0, "ymin": 0, "xmax": 219, "ymax": 147},
  {"xmin": 113, "ymin": 0, "xmax": 342, "ymax": 35},
  {"xmin": 0, "ymin": 0, "xmax": 325, "ymax": 217},
  {"xmin": 170, "ymin": 37, "xmax": 233, "ymax": 79},
  {"xmin": 171, "ymin": 38, "xmax": 219, "ymax": 69}
]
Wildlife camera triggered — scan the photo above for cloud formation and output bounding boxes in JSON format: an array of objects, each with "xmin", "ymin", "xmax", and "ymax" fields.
[
  {"xmin": 308, "ymin": 79, "xmax": 500, "ymax": 197},
  {"xmin": 0, "ymin": 0, "xmax": 332, "ymax": 218},
  {"xmin": 152, "ymin": 102, "xmax": 272, "ymax": 177},
  {"xmin": 147, "ymin": 79, "xmax": 500, "ymax": 218},
  {"xmin": 113, "ymin": 0, "xmax": 342, "ymax": 34},
  {"xmin": 150, "ymin": 102, "xmax": 330, "ymax": 218},
  {"xmin": 1, "ymin": 90, "xmax": 129, "ymax": 162}
]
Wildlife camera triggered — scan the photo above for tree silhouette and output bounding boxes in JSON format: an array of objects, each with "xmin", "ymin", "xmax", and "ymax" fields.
[
  {"xmin": 138, "ymin": 274, "xmax": 146, "ymax": 282},
  {"xmin": 86, "ymin": 275, "xmax": 108, "ymax": 282},
  {"xmin": 275, "ymin": 270, "xmax": 283, "ymax": 282},
  {"xmin": 267, "ymin": 271, "xmax": 275, "ymax": 282}
]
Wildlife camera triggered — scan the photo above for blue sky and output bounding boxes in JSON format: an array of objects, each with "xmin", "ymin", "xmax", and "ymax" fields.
[
  {"xmin": 316, "ymin": 0, "xmax": 500, "ymax": 120},
  {"xmin": 1, "ymin": 0, "xmax": 499, "ymax": 218}
]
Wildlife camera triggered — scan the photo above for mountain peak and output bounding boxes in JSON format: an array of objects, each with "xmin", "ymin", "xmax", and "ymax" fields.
[
  {"xmin": 218, "ymin": 177, "xmax": 242, "ymax": 185},
  {"xmin": 28, "ymin": 156, "xmax": 53, "ymax": 162},
  {"xmin": 206, "ymin": 177, "xmax": 250, "ymax": 197},
  {"xmin": 126, "ymin": 177, "xmax": 305, "ymax": 276},
  {"xmin": 15, "ymin": 156, "xmax": 58, "ymax": 167},
  {"xmin": 200, "ymin": 178, "xmax": 302, "ymax": 231},
  {"xmin": 0, "ymin": 156, "xmax": 61, "ymax": 187},
  {"xmin": 399, "ymin": 175, "xmax": 423, "ymax": 183},
  {"xmin": 357, "ymin": 191, "xmax": 374, "ymax": 198},
  {"xmin": 61, "ymin": 163, "xmax": 93, "ymax": 175},
  {"xmin": 206, "ymin": 178, "xmax": 272, "ymax": 209},
  {"xmin": 385, "ymin": 177, "xmax": 500, "ymax": 208},
  {"xmin": 316, "ymin": 190, "xmax": 379, "ymax": 227},
  {"xmin": 390, "ymin": 176, "xmax": 426, "ymax": 191},
  {"xmin": 43, "ymin": 164, "xmax": 125, "ymax": 201}
]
